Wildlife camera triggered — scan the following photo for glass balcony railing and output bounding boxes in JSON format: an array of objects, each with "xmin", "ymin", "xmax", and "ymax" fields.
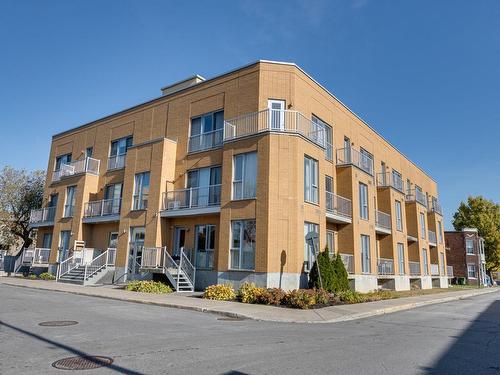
[
  {"xmin": 405, "ymin": 189, "xmax": 427, "ymax": 207},
  {"xmin": 325, "ymin": 192, "xmax": 352, "ymax": 219},
  {"xmin": 84, "ymin": 198, "xmax": 121, "ymax": 218},
  {"xmin": 52, "ymin": 157, "xmax": 100, "ymax": 182},
  {"xmin": 376, "ymin": 172, "xmax": 404, "ymax": 192},
  {"xmin": 163, "ymin": 185, "xmax": 222, "ymax": 211},
  {"xmin": 336, "ymin": 147, "xmax": 374, "ymax": 175},
  {"xmin": 29, "ymin": 206, "xmax": 56, "ymax": 225}
]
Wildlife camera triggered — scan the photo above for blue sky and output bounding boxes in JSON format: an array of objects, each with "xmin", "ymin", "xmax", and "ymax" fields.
[{"xmin": 1, "ymin": 0, "xmax": 499, "ymax": 228}]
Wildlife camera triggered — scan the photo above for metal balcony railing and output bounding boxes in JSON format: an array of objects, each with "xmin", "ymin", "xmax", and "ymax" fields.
[
  {"xmin": 409, "ymin": 261, "xmax": 421, "ymax": 276},
  {"xmin": 52, "ymin": 157, "xmax": 100, "ymax": 182},
  {"xmin": 376, "ymin": 210, "xmax": 392, "ymax": 230},
  {"xmin": 340, "ymin": 253, "xmax": 354, "ymax": 274},
  {"xmin": 447, "ymin": 265, "xmax": 453, "ymax": 277},
  {"xmin": 377, "ymin": 258, "xmax": 394, "ymax": 275},
  {"xmin": 336, "ymin": 147, "xmax": 374, "ymax": 175},
  {"xmin": 163, "ymin": 185, "xmax": 222, "ymax": 211},
  {"xmin": 376, "ymin": 172, "xmax": 404, "ymax": 192},
  {"xmin": 188, "ymin": 128, "xmax": 223, "ymax": 153},
  {"xmin": 325, "ymin": 192, "xmax": 352, "ymax": 219},
  {"xmin": 107, "ymin": 154, "xmax": 126, "ymax": 170},
  {"xmin": 224, "ymin": 109, "xmax": 326, "ymax": 149},
  {"xmin": 84, "ymin": 198, "xmax": 121, "ymax": 218},
  {"xmin": 429, "ymin": 198, "xmax": 443, "ymax": 215},
  {"xmin": 430, "ymin": 264, "xmax": 440, "ymax": 276},
  {"xmin": 428, "ymin": 230, "xmax": 437, "ymax": 245},
  {"xmin": 405, "ymin": 189, "xmax": 427, "ymax": 207},
  {"xmin": 29, "ymin": 206, "xmax": 56, "ymax": 224},
  {"xmin": 325, "ymin": 141, "xmax": 334, "ymax": 162}
]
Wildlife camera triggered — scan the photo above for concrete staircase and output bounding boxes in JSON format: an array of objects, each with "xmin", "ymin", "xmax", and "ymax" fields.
[
  {"xmin": 57, "ymin": 248, "xmax": 117, "ymax": 286},
  {"xmin": 57, "ymin": 264, "xmax": 115, "ymax": 285}
]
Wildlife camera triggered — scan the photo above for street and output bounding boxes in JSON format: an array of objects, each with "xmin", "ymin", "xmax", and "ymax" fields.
[{"xmin": 1, "ymin": 284, "xmax": 499, "ymax": 375}]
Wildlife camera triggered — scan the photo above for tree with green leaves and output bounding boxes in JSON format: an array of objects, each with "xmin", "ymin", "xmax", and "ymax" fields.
[
  {"xmin": 0, "ymin": 166, "xmax": 45, "ymax": 252},
  {"xmin": 309, "ymin": 247, "xmax": 335, "ymax": 292},
  {"xmin": 452, "ymin": 196, "xmax": 500, "ymax": 273},
  {"xmin": 332, "ymin": 253, "xmax": 350, "ymax": 292}
]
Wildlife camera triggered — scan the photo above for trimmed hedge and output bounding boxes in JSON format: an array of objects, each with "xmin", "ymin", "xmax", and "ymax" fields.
[{"xmin": 125, "ymin": 280, "xmax": 173, "ymax": 294}]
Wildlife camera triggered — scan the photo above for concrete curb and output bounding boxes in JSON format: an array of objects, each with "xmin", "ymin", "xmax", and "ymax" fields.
[{"xmin": 1, "ymin": 278, "xmax": 498, "ymax": 324}]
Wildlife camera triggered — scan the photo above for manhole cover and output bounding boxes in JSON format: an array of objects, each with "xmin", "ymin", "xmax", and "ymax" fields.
[
  {"xmin": 52, "ymin": 356, "xmax": 113, "ymax": 370},
  {"xmin": 39, "ymin": 321, "xmax": 79, "ymax": 327}
]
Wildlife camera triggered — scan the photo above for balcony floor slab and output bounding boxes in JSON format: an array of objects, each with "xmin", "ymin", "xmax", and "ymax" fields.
[{"xmin": 160, "ymin": 206, "xmax": 221, "ymax": 218}]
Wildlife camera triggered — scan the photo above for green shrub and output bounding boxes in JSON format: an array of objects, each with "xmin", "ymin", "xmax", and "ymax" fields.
[
  {"xmin": 314, "ymin": 289, "xmax": 331, "ymax": 305},
  {"xmin": 257, "ymin": 288, "xmax": 286, "ymax": 306},
  {"xmin": 125, "ymin": 280, "xmax": 173, "ymax": 294},
  {"xmin": 338, "ymin": 290, "xmax": 366, "ymax": 304},
  {"xmin": 203, "ymin": 284, "xmax": 236, "ymax": 301},
  {"xmin": 309, "ymin": 248, "xmax": 336, "ymax": 292},
  {"xmin": 237, "ymin": 282, "xmax": 265, "ymax": 303},
  {"xmin": 332, "ymin": 253, "xmax": 350, "ymax": 293},
  {"xmin": 26, "ymin": 274, "xmax": 37, "ymax": 280},
  {"xmin": 39, "ymin": 272, "xmax": 55, "ymax": 281},
  {"xmin": 284, "ymin": 289, "xmax": 317, "ymax": 309}
]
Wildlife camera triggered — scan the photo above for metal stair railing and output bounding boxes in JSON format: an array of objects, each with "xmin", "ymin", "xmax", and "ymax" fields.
[
  {"xmin": 179, "ymin": 249, "xmax": 195, "ymax": 290},
  {"xmin": 83, "ymin": 250, "xmax": 110, "ymax": 281},
  {"xmin": 56, "ymin": 254, "xmax": 81, "ymax": 281}
]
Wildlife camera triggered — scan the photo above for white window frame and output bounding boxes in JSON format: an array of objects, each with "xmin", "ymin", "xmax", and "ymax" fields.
[
  {"xmin": 359, "ymin": 183, "xmax": 369, "ymax": 220},
  {"xmin": 419, "ymin": 212, "xmax": 426, "ymax": 239},
  {"xmin": 304, "ymin": 222, "xmax": 319, "ymax": 271},
  {"xmin": 195, "ymin": 224, "xmax": 216, "ymax": 269},
  {"xmin": 63, "ymin": 185, "xmax": 76, "ymax": 218},
  {"xmin": 438, "ymin": 221, "xmax": 444, "ymax": 244},
  {"xmin": 361, "ymin": 234, "xmax": 371, "ymax": 274},
  {"xmin": 467, "ymin": 264, "xmax": 477, "ymax": 278},
  {"xmin": 397, "ymin": 243, "xmax": 405, "ymax": 275},
  {"xmin": 422, "ymin": 248, "xmax": 429, "ymax": 275},
  {"xmin": 304, "ymin": 155, "xmax": 319, "ymax": 204},
  {"xmin": 326, "ymin": 230, "xmax": 335, "ymax": 258},
  {"xmin": 395, "ymin": 200, "xmax": 403, "ymax": 231},
  {"xmin": 133, "ymin": 172, "xmax": 150, "ymax": 210},
  {"xmin": 230, "ymin": 220, "xmax": 256, "ymax": 271},
  {"xmin": 232, "ymin": 152, "xmax": 257, "ymax": 200},
  {"xmin": 466, "ymin": 239, "xmax": 474, "ymax": 254}
]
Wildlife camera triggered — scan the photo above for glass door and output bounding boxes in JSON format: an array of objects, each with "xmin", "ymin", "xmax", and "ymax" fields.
[
  {"xmin": 105, "ymin": 183, "xmax": 122, "ymax": 214},
  {"xmin": 268, "ymin": 100, "xmax": 285, "ymax": 130},
  {"xmin": 195, "ymin": 225, "xmax": 215, "ymax": 269},
  {"xmin": 173, "ymin": 227, "xmax": 187, "ymax": 259},
  {"xmin": 58, "ymin": 230, "xmax": 71, "ymax": 262},
  {"xmin": 128, "ymin": 227, "xmax": 145, "ymax": 275}
]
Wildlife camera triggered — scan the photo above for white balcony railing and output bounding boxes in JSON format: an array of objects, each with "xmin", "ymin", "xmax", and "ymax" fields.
[
  {"xmin": 377, "ymin": 258, "xmax": 394, "ymax": 275},
  {"xmin": 447, "ymin": 265, "xmax": 454, "ymax": 277},
  {"xmin": 376, "ymin": 172, "xmax": 404, "ymax": 192},
  {"xmin": 325, "ymin": 141, "xmax": 334, "ymax": 162},
  {"xmin": 430, "ymin": 264, "xmax": 440, "ymax": 276},
  {"xmin": 163, "ymin": 185, "xmax": 221, "ymax": 211},
  {"xmin": 336, "ymin": 148, "xmax": 374, "ymax": 175},
  {"xmin": 52, "ymin": 157, "xmax": 100, "ymax": 182},
  {"xmin": 376, "ymin": 210, "xmax": 392, "ymax": 230},
  {"xmin": 409, "ymin": 261, "xmax": 421, "ymax": 276},
  {"xmin": 22, "ymin": 248, "xmax": 51, "ymax": 265},
  {"xmin": 340, "ymin": 253, "xmax": 354, "ymax": 274},
  {"xmin": 406, "ymin": 189, "xmax": 427, "ymax": 207},
  {"xmin": 188, "ymin": 128, "xmax": 223, "ymax": 153},
  {"xmin": 224, "ymin": 109, "xmax": 326, "ymax": 149},
  {"xmin": 325, "ymin": 192, "xmax": 352, "ymax": 219},
  {"xmin": 29, "ymin": 206, "xmax": 56, "ymax": 224},
  {"xmin": 84, "ymin": 198, "xmax": 121, "ymax": 218},
  {"xmin": 107, "ymin": 154, "xmax": 126, "ymax": 170},
  {"xmin": 428, "ymin": 230, "xmax": 437, "ymax": 245}
]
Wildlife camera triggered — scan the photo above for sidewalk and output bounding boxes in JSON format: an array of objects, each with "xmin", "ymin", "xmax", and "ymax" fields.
[{"xmin": 1, "ymin": 276, "xmax": 497, "ymax": 323}]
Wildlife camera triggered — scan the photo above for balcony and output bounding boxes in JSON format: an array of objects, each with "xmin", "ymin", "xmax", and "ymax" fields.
[
  {"xmin": 430, "ymin": 263, "xmax": 440, "ymax": 276},
  {"xmin": 409, "ymin": 261, "xmax": 421, "ymax": 276},
  {"xmin": 376, "ymin": 172, "xmax": 404, "ymax": 193},
  {"xmin": 340, "ymin": 253, "xmax": 354, "ymax": 274},
  {"xmin": 52, "ymin": 157, "xmax": 100, "ymax": 183},
  {"xmin": 83, "ymin": 198, "xmax": 121, "ymax": 223},
  {"xmin": 447, "ymin": 265, "xmax": 454, "ymax": 277},
  {"xmin": 405, "ymin": 189, "xmax": 427, "ymax": 207},
  {"xmin": 29, "ymin": 206, "xmax": 56, "ymax": 227},
  {"xmin": 224, "ymin": 109, "xmax": 326, "ymax": 149},
  {"xmin": 336, "ymin": 148, "xmax": 374, "ymax": 175},
  {"xmin": 188, "ymin": 128, "xmax": 223, "ymax": 153},
  {"xmin": 325, "ymin": 192, "xmax": 352, "ymax": 224},
  {"xmin": 375, "ymin": 210, "xmax": 392, "ymax": 235},
  {"xmin": 429, "ymin": 199, "xmax": 443, "ymax": 215},
  {"xmin": 107, "ymin": 154, "xmax": 126, "ymax": 170},
  {"xmin": 161, "ymin": 185, "xmax": 221, "ymax": 217},
  {"xmin": 428, "ymin": 230, "xmax": 437, "ymax": 247},
  {"xmin": 377, "ymin": 258, "xmax": 394, "ymax": 275}
]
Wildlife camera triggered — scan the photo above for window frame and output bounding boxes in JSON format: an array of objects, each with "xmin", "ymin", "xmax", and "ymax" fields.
[
  {"xmin": 419, "ymin": 212, "xmax": 426, "ymax": 239},
  {"xmin": 304, "ymin": 155, "xmax": 319, "ymax": 204},
  {"xmin": 359, "ymin": 182, "xmax": 369, "ymax": 220},
  {"xmin": 230, "ymin": 219, "xmax": 256, "ymax": 271},
  {"xmin": 395, "ymin": 200, "xmax": 403, "ymax": 231},
  {"xmin": 467, "ymin": 264, "xmax": 477, "ymax": 278},
  {"xmin": 361, "ymin": 234, "xmax": 371, "ymax": 274},
  {"xmin": 132, "ymin": 172, "xmax": 150, "ymax": 211},
  {"xmin": 397, "ymin": 243, "xmax": 405, "ymax": 275},
  {"xmin": 232, "ymin": 152, "xmax": 258, "ymax": 201},
  {"xmin": 466, "ymin": 239, "xmax": 475, "ymax": 254}
]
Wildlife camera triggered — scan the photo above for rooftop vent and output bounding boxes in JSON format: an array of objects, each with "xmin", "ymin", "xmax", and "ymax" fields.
[{"xmin": 161, "ymin": 75, "xmax": 205, "ymax": 96}]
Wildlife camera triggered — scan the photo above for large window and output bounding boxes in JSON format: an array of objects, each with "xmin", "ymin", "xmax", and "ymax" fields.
[
  {"xmin": 189, "ymin": 110, "xmax": 224, "ymax": 152},
  {"xmin": 466, "ymin": 239, "xmax": 474, "ymax": 254},
  {"xmin": 304, "ymin": 155, "xmax": 319, "ymax": 204},
  {"xmin": 359, "ymin": 183, "xmax": 369, "ymax": 219},
  {"xmin": 312, "ymin": 115, "xmax": 332, "ymax": 160},
  {"xmin": 397, "ymin": 243, "xmax": 405, "ymax": 275},
  {"xmin": 109, "ymin": 136, "xmax": 132, "ymax": 170},
  {"xmin": 58, "ymin": 230, "xmax": 71, "ymax": 262},
  {"xmin": 438, "ymin": 221, "xmax": 444, "ymax": 244},
  {"xmin": 133, "ymin": 172, "xmax": 150, "ymax": 210},
  {"xmin": 63, "ymin": 186, "xmax": 76, "ymax": 218},
  {"xmin": 55, "ymin": 153, "xmax": 71, "ymax": 171},
  {"xmin": 42, "ymin": 233, "xmax": 53, "ymax": 249},
  {"xmin": 422, "ymin": 248, "xmax": 429, "ymax": 276},
  {"xmin": 230, "ymin": 220, "xmax": 256, "ymax": 270},
  {"xmin": 326, "ymin": 230, "xmax": 335, "ymax": 258},
  {"xmin": 104, "ymin": 183, "xmax": 123, "ymax": 215},
  {"xmin": 361, "ymin": 235, "xmax": 371, "ymax": 273},
  {"xmin": 187, "ymin": 166, "xmax": 222, "ymax": 207},
  {"xmin": 395, "ymin": 200, "xmax": 403, "ymax": 231},
  {"xmin": 419, "ymin": 212, "xmax": 426, "ymax": 239},
  {"xmin": 195, "ymin": 225, "xmax": 216, "ymax": 269},
  {"xmin": 304, "ymin": 222, "xmax": 319, "ymax": 271},
  {"xmin": 233, "ymin": 152, "xmax": 257, "ymax": 200},
  {"xmin": 467, "ymin": 264, "xmax": 477, "ymax": 278}
]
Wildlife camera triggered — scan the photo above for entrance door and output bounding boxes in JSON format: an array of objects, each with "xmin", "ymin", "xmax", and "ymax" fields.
[
  {"xmin": 58, "ymin": 231, "xmax": 71, "ymax": 262},
  {"xmin": 268, "ymin": 100, "xmax": 285, "ymax": 130},
  {"xmin": 128, "ymin": 227, "xmax": 145, "ymax": 275},
  {"xmin": 173, "ymin": 227, "xmax": 187, "ymax": 259}
]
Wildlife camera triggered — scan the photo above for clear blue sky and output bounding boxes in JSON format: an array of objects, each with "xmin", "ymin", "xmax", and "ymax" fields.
[{"xmin": 1, "ymin": 0, "xmax": 499, "ymax": 229}]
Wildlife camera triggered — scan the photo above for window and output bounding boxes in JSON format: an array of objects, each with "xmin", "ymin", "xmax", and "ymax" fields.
[
  {"xmin": 467, "ymin": 264, "xmax": 477, "ymax": 278},
  {"xmin": 189, "ymin": 110, "xmax": 224, "ymax": 152},
  {"xmin": 440, "ymin": 252, "xmax": 445, "ymax": 275},
  {"xmin": 48, "ymin": 194, "xmax": 58, "ymax": 221},
  {"xmin": 359, "ymin": 148, "xmax": 373, "ymax": 174},
  {"xmin": 312, "ymin": 115, "xmax": 332, "ymax": 160},
  {"xmin": 86, "ymin": 147, "xmax": 93, "ymax": 158},
  {"xmin": 359, "ymin": 183, "xmax": 369, "ymax": 219},
  {"xmin": 392, "ymin": 170, "xmax": 403, "ymax": 191},
  {"xmin": 343, "ymin": 137, "xmax": 351, "ymax": 162},
  {"xmin": 395, "ymin": 200, "xmax": 403, "ymax": 231},
  {"xmin": 380, "ymin": 162, "xmax": 386, "ymax": 185},
  {"xmin": 422, "ymin": 249, "xmax": 429, "ymax": 275},
  {"xmin": 438, "ymin": 221, "xmax": 444, "ymax": 244},
  {"xmin": 104, "ymin": 183, "xmax": 123, "ymax": 214},
  {"xmin": 195, "ymin": 225, "xmax": 216, "ymax": 269},
  {"xmin": 55, "ymin": 153, "xmax": 71, "ymax": 171},
  {"xmin": 406, "ymin": 179, "xmax": 411, "ymax": 195},
  {"xmin": 64, "ymin": 186, "xmax": 76, "ymax": 217},
  {"xmin": 304, "ymin": 222, "xmax": 319, "ymax": 271},
  {"xmin": 58, "ymin": 230, "xmax": 71, "ymax": 262},
  {"xmin": 230, "ymin": 220, "xmax": 256, "ymax": 270},
  {"xmin": 466, "ymin": 239, "xmax": 474, "ymax": 254},
  {"xmin": 419, "ymin": 212, "xmax": 426, "ymax": 239},
  {"xmin": 397, "ymin": 243, "xmax": 405, "ymax": 275},
  {"xmin": 326, "ymin": 230, "xmax": 335, "ymax": 258},
  {"xmin": 108, "ymin": 232, "xmax": 119, "ymax": 249},
  {"xmin": 325, "ymin": 176, "xmax": 333, "ymax": 211},
  {"xmin": 233, "ymin": 152, "xmax": 257, "ymax": 200},
  {"xmin": 187, "ymin": 166, "xmax": 222, "ymax": 206},
  {"xmin": 268, "ymin": 100, "xmax": 285, "ymax": 129},
  {"xmin": 133, "ymin": 172, "xmax": 150, "ymax": 210},
  {"xmin": 109, "ymin": 136, "xmax": 132, "ymax": 170},
  {"xmin": 304, "ymin": 155, "xmax": 319, "ymax": 204},
  {"xmin": 361, "ymin": 235, "xmax": 371, "ymax": 273},
  {"xmin": 42, "ymin": 233, "xmax": 53, "ymax": 249}
]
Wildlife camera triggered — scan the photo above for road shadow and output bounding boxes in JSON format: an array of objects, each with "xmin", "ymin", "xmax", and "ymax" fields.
[{"xmin": 421, "ymin": 299, "xmax": 500, "ymax": 374}]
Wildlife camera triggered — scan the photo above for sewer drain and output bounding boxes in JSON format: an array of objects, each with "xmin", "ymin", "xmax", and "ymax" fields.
[
  {"xmin": 39, "ymin": 321, "xmax": 79, "ymax": 327},
  {"xmin": 52, "ymin": 356, "xmax": 113, "ymax": 370}
]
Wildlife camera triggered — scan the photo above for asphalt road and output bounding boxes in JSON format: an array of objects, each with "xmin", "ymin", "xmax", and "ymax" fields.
[{"xmin": 1, "ymin": 285, "xmax": 499, "ymax": 375}]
